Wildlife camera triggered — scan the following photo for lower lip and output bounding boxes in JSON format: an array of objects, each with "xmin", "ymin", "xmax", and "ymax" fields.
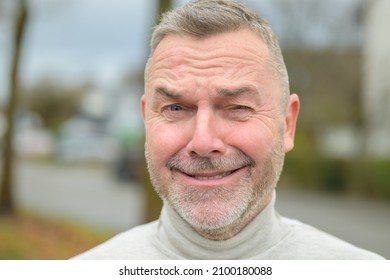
[{"xmin": 174, "ymin": 167, "xmax": 246, "ymax": 189}]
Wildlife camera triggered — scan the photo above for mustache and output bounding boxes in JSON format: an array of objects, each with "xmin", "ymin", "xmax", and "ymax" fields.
[{"xmin": 167, "ymin": 151, "xmax": 255, "ymax": 174}]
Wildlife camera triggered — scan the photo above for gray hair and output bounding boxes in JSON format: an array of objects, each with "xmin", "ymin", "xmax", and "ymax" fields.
[{"xmin": 145, "ymin": 0, "xmax": 290, "ymax": 105}]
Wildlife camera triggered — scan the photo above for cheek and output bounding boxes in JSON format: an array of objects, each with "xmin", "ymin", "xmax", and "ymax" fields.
[
  {"xmin": 227, "ymin": 123, "xmax": 276, "ymax": 159},
  {"xmin": 145, "ymin": 122, "xmax": 187, "ymax": 165}
]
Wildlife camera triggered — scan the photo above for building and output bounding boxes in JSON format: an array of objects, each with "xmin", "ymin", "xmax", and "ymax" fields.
[{"xmin": 363, "ymin": 0, "xmax": 390, "ymax": 157}]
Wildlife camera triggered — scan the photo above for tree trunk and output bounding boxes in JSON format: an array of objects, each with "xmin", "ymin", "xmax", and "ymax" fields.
[{"xmin": 0, "ymin": 0, "xmax": 28, "ymax": 216}]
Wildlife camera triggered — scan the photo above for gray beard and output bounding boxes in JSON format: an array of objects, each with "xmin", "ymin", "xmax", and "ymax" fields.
[{"xmin": 144, "ymin": 138, "xmax": 285, "ymax": 237}]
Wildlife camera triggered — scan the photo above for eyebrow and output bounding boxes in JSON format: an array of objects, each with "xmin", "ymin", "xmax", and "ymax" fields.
[
  {"xmin": 154, "ymin": 85, "xmax": 257, "ymax": 100},
  {"xmin": 217, "ymin": 86, "xmax": 257, "ymax": 97},
  {"xmin": 155, "ymin": 87, "xmax": 183, "ymax": 99}
]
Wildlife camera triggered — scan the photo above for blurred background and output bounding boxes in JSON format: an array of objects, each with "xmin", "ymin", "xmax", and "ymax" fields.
[{"xmin": 0, "ymin": 0, "xmax": 389, "ymax": 259}]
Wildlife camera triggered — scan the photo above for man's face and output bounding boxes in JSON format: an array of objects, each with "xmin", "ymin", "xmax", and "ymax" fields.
[{"xmin": 142, "ymin": 29, "xmax": 299, "ymax": 237}]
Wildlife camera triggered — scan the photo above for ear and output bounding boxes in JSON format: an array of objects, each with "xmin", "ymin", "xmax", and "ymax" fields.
[
  {"xmin": 283, "ymin": 93, "xmax": 300, "ymax": 153},
  {"xmin": 140, "ymin": 94, "xmax": 146, "ymax": 121}
]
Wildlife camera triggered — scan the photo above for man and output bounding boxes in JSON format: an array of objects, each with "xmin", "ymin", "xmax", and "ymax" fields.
[{"xmin": 74, "ymin": 0, "xmax": 384, "ymax": 259}]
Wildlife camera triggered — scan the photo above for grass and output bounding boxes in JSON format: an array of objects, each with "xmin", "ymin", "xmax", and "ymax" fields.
[{"xmin": 0, "ymin": 213, "xmax": 113, "ymax": 260}]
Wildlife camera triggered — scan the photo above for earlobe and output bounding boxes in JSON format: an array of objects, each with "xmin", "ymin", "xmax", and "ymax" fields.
[{"xmin": 283, "ymin": 94, "xmax": 300, "ymax": 153}]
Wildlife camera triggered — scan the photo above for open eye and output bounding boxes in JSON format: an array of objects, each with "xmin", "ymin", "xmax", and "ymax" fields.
[
  {"xmin": 168, "ymin": 104, "xmax": 183, "ymax": 111},
  {"xmin": 161, "ymin": 104, "xmax": 192, "ymax": 121}
]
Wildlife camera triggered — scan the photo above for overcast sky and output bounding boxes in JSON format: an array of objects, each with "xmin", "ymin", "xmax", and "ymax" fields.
[{"xmin": 0, "ymin": 0, "xmax": 362, "ymax": 103}]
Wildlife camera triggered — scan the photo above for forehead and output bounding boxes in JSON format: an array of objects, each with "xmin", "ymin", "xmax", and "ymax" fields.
[{"xmin": 149, "ymin": 29, "xmax": 272, "ymax": 78}]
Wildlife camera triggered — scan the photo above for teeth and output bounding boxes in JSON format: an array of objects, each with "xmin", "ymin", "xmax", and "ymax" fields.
[{"xmin": 193, "ymin": 171, "xmax": 233, "ymax": 181}]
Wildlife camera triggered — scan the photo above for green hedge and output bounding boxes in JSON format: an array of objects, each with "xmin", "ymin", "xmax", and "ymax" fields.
[{"xmin": 281, "ymin": 155, "xmax": 390, "ymax": 199}]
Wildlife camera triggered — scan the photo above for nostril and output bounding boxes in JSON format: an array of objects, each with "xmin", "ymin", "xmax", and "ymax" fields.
[{"xmin": 186, "ymin": 112, "xmax": 227, "ymax": 157}]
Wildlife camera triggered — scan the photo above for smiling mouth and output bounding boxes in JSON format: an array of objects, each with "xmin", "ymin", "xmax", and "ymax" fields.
[{"xmin": 183, "ymin": 169, "xmax": 241, "ymax": 181}]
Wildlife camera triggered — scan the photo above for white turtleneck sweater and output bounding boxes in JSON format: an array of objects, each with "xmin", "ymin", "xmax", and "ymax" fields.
[{"xmin": 73, "ymin": 192, "xmax": 384, "ymax": 260}]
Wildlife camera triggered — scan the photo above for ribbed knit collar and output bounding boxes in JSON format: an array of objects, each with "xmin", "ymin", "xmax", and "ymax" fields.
[{"xmin": 154, "ymin": 191, "xmax": 290, "ymax": 259}]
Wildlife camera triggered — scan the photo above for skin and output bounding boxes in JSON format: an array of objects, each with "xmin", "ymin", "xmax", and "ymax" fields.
[{"xmin": 141, "ymin": 29, "xmax": 300, "ymax": 240}]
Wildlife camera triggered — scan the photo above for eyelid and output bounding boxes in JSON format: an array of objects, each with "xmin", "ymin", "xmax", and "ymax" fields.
[
  {"xmin": 231, "ymin": 105, "xmax": 251, "ymax": 109},
  {"xmin": 226, "ymin": 104, "xmax": 254, "ymax": 111},
  {"xmin": 222, "ymin": 104, "xmax": 254, "ymax": 121}
]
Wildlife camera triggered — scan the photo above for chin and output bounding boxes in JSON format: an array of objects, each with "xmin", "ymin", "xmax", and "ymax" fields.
[
  {"xmin": 189, "ymin": 205, "xmax": 242, "ymax": 230},
  {"xmin": 168, "ymin": 186, "xmax": 251, "ymax": 231}
]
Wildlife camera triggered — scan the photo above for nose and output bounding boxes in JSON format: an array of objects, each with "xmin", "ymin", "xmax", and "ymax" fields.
[{"xmin": 185, "ymin": 109, "xmax": 227, "ymax": 157}]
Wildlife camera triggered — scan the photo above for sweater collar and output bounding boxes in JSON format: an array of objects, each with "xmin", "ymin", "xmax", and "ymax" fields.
[{"xmin": 155, "ymin": 190, "xmax": 289, "ymax": 259}]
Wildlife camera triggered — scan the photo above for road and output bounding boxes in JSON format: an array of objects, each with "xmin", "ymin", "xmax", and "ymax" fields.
[
  {"xmin": 15, "ymin": 160, "xmax": 145, "ymax": 232},
  {"xmin": 13, "ymin": 160, "xmax": 390, "ymax": 259}
]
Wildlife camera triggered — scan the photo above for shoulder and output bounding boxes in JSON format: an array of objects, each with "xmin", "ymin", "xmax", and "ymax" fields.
[
  {"xmin": 72, "ymin": 221, "xmax": 162, "ymax": 260},
  {"xmin": 273, "ymin": 217, "xmax": 385, "ymax": 260}
]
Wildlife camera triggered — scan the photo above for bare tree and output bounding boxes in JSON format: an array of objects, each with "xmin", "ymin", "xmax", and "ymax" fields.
[
  {"xmin": 0, "ymin": 0, "xmax": 28, "ymax": 216},
  {"xmin": 267, "ymin": 0, "xmax": 363, "ymax": 50}
]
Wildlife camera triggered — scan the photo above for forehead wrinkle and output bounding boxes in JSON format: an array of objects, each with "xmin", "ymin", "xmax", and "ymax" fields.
[
  {"xmin": 147, "ymin": 32, "xmax": 280, "ymax": 100},
  {"xmin": 150, "ymin": 30, "xmax": 274, "ymax": 75},
  {"xmin": 151, "ymin": 41, "xmax": 269, "ymax": 77},
  {"xmin": 151, "ymin": 56, "xmax": 266, "ymax": 85}
]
